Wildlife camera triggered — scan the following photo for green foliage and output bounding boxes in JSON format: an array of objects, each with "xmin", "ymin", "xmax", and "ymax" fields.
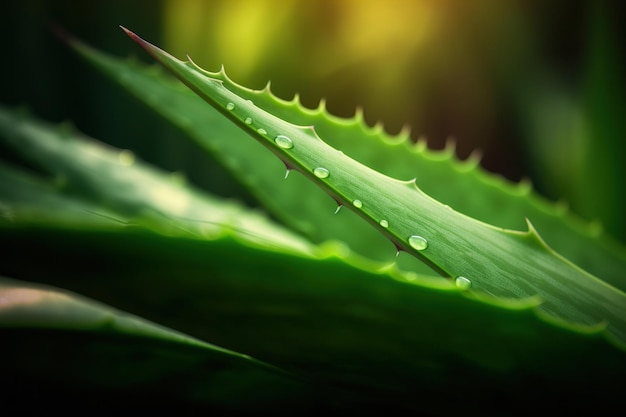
[{"xmin": 0, "ymin": 27, "xmax": 625, "ymax": 415}]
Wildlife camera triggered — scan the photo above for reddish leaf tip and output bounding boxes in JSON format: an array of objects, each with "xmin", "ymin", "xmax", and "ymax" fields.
[
  {"xmin": 119, "ymin": 26, "xmax": 149, "ymax": 48},
  {"xmin": 119, "ymin": 25, "xmax": 134, "ymax": 37}
]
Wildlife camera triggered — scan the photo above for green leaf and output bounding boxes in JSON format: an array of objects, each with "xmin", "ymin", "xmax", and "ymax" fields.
[
  {"xmin": 63, "ymin": 30, "xmax": 422, "ymax": 272},
  {"xmin": 0, "ymin": 162, "xmax": 124, "ymax": 227},
  {"xmin": 0, "ymin": 104, "xmax": 313, "ymax": 254},
  {"xmin": 0, "ymin": 276, "xmax": 325, "ymax": 413},
  {"xmin": 67, "ymin": 29, "xmax": 626, "ymax": 290},
  {"xmin": 1, "ymin": 225, "xmax": 625, "ymax": 414},
  {"xmin": 121, "ymin": 27, "xmax": 626, "ymax": 345},
  {"xmin": 1, "ymin": 106, "xmax": 624, "ymax": 414}
]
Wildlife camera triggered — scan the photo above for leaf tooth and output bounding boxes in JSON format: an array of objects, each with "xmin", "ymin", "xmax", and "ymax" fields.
[
  {"xmin": 218, "ymin": 63, "xmax": 230, "ymax": 80},
  {"xmin": 443, "ymin": 135, "xmax": 457, "ymax": 157},
  {"xmin": 262, "ymin": 80, "xmax": 272, "ymax": 93},
  {"xmin": 464, "ymin": 148, "xmax": 483, "ymax": 169},
  {"xmin": 288, "ymin": 92, "xmax": 300, "ymax": 106},
  {"xmin": 333, "ymin": 198, "xmax": 343, "ymax": 215},
  {"xmin": 516, "ymin": 177, "xmax": 533, "ymax": 196},
  {"xmin": 396, "ymin": 123, "xmax": 412, "ymax": 143},
  {"xmin": 412, "ymin": 135, "xmax": 428, "ymax": 153},
  {"xmin": 184, "ymin": 54, "xmax": 221, "ymax": 82},
  {"xmin": 523, "ymin": 218, "xmax": 552, "ymax": 250},
  {"xmin": 393, "ymin": 243, "xmax": 405, "ymax": 257},
  {"xmin": 317, "ymin": 97, "xmax": 327, "ymax": 114},
  {"xmin": 371, "ymin": 120, "xmax": 384, "ymax": 136},
  {"xmin": 398, "ymin": 177, "xmax": 419, "ymax": 190},
  {"xmin": 282, "ymin": 161, "xmax": 294, "ymax": 179},
  {"xmin": 353, "ymin": 106, "xmax": 365, "ymax": 124}
]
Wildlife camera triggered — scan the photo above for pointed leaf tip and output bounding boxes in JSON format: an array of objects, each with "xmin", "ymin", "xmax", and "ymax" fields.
[
  {"xmin": 120, "ymin": 26, "xmax": 153, "ymax": 55},
  {"xmin": 120, "ymin": 26, "xmax": 165, "ymax": 60},
  {"xmin": 119, "ymin": 25, "xmax": 135, "ymax": 39}
]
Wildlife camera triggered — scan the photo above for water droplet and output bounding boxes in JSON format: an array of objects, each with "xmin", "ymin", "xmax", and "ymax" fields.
[
  {"xmin": 455, "ymin": 276, "xmax": 472, "ymax": 289},
  {"xmin": 274, "ymin": 135, "xmax": 294, "ymax": 149},
  {"xmin": 379, "ymin": 219, "xmax": 389, "ymax": 228},
  {"xmin": 118, "ymin": 150, "xmax": 135, "ymax": 166},
  {"xmin": 257, "ymin": 128, "xmax": 267, "ymax": 135},
  {"xmin": 226, "ymin": 102, "xmax": 235, "ymax": 111},
  {"xmin": 408, "ymin": 235, "xmax": 428, "ymax": 251},
  {"xmin": 313, "ymin": 167, "xmax": 329, "ymax": 179},
  {"xmin": 244, "ymin": 117, "xmax": 253, "ymax": 125},
  {"xmin": 352, "ymin": 199, "xmax": 363, "ymax": 208}
]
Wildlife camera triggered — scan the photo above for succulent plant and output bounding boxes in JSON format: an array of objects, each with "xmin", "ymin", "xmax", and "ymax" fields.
[{"xmin": 1, "ymin": 27, "xmax": 624, "ymax": 415}]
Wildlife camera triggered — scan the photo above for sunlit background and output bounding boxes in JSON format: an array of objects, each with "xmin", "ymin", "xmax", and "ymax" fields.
[{"xmin": 2, "ymin": 0, "xmax": 624, "ymax": 242}]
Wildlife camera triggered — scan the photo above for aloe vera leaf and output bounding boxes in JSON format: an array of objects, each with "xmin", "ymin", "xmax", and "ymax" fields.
[
  {"xmin": 122, "ymin": 28, "xmax": 626, "ymax": 344},
  {"xmin": 0, "ymin": 162, "xmax": 125, "ymax": 227},
  {"xmin": 1, "ymin": 224, "xmax": 625, "ymax": 415},
  {"xmin": 0, "ymin": 276, "xmax": 324, "ymax": 413},
  {"xmin": 60, "ymin": 33, "xmax": 426, "ymax": 274},
  {"xmin": 0, "ymin": 105, "xmax": 313, "ymax": 254},
  {"xmin": 0, "ymin": 111, "xmax": 623, "ymax": 410},
  {"xmin": 67, "ymin": 31, "xmax": 626, "ymax": 289}
]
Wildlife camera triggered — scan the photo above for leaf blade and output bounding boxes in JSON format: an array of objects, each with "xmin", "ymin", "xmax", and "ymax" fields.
[
  {"xmin": 0, "ymin": 104, "xmax": 313, "ymax": 255},
  {"xmin": 1, "ymin": 224, "xmax": 625, "ymax": 414},
  {"xmin": 0, "ymin": 276, "xmax": 324, "ymax": 413},
  {"xmin": 67, "ymin": 28, "xmax": 626, "ymax": 288},
  {"xmin": 121, "ymin": 28, "xmax": 626, "ymax": 344}
]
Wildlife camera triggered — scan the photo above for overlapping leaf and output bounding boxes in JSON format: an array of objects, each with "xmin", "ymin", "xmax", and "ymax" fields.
[
  {"xmin": 66, "ymin": 30, "xmax": 626, "ymax": 290},
  {"xmin": 0, "ymin": 105, "xmax": 313, "ymax": 254},
  {"xmin": 2, "ymin": 102, "xmax": 625, "ymax": 413},
  {"xmin": 1, "ymin": 27, "xmax": 626, "ymax": 415},
  {"xmin": 119, "ymin": 28, "xmax": 626, "ymax": 346},
  {"xmin": 0, "ymin": 276, "xmax": 323, "ymax": 413}
]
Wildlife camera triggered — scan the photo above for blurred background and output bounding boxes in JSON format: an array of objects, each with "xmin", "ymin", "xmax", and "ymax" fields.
[{"xmin": 1, "ymin": 0, "xmax": 624, "ymax": 243}]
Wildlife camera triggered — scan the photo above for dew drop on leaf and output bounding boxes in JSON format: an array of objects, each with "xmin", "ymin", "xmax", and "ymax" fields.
[
  {"xmin": 352, "ymin": 199, "xmax": 363, "ymax": 208},
  {"xmin": 257, "ymin": 128, "xmax": 267, "ymax": 135},
  {"xmin": 274, "ymin": 135, "xmax": 294, "ymax": 149},
  {"xmin": 408, "ymin": 235, "xmax": 428, "ymax": 251},
  {"xmin": 455, "ymin": 276, "xmax": 472, "ymax": 289},
  {"xmin": 313, "ymin": 167, "xmax": 330, "ymax": 179},
  {"xmin": 226, "ymin": 102, "xmax": 235, "ymax": 111},
  {"xmin": 379, "ymin": 219, "xmax": 389, "ymax": 228},
  {"xmin": 244, "ymin": 117, "xmax": 253, "ymax": 125}
]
